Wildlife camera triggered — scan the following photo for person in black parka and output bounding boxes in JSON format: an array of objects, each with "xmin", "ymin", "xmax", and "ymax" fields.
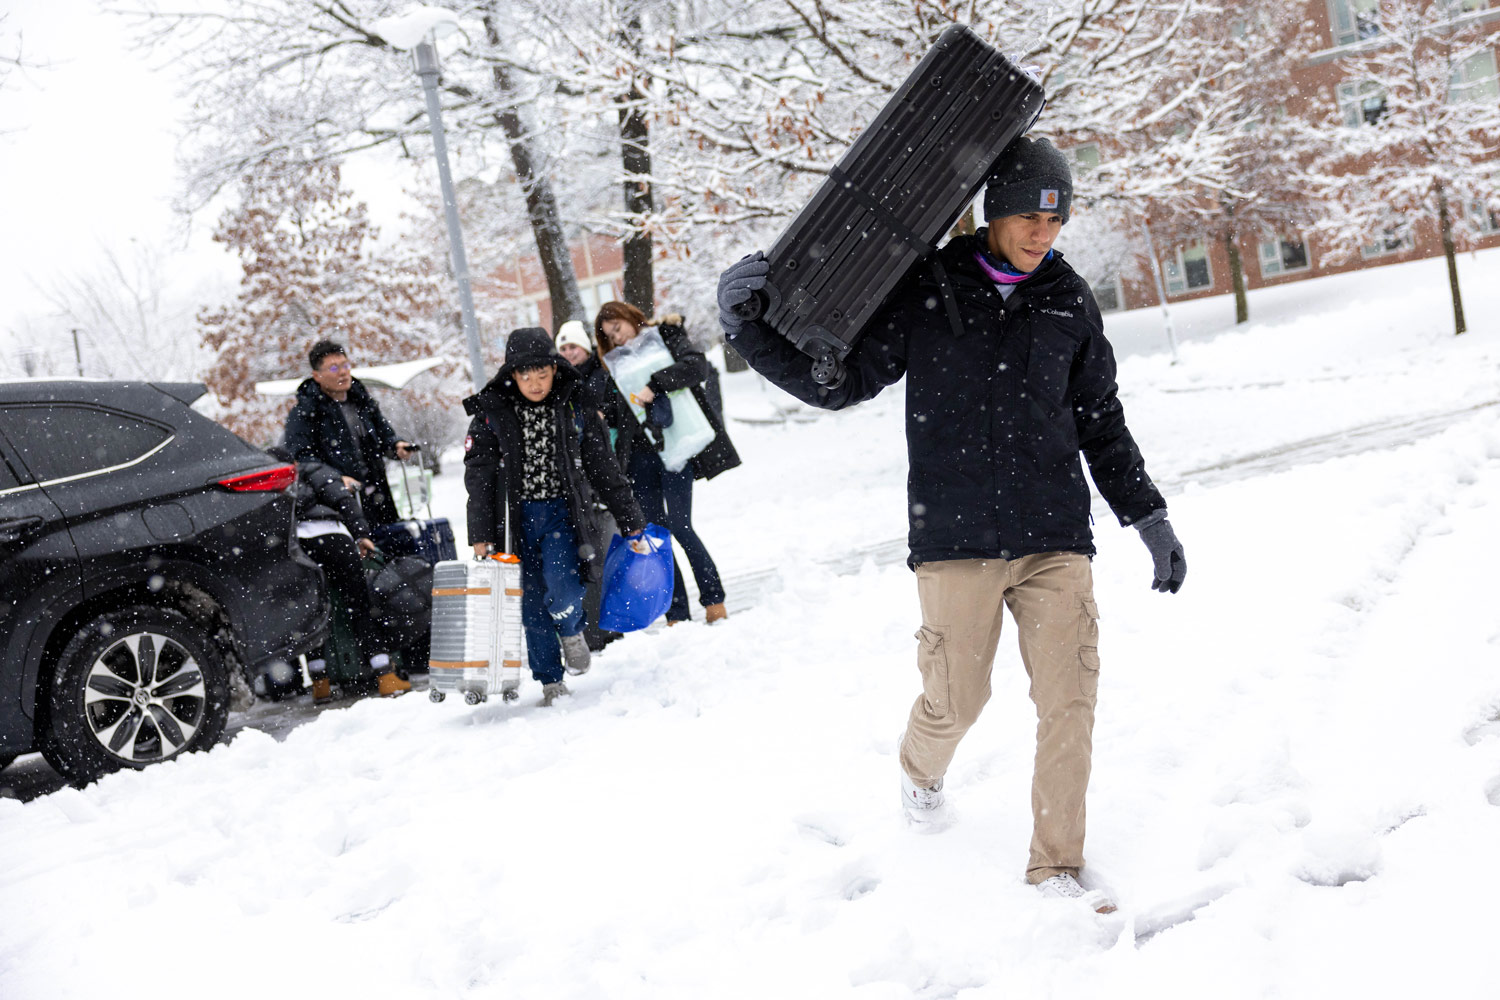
[
  {"xmin": 463, "ymin": 328, "xmax": 648, "ymax": 703},
  {"xmin": 283, "ymin": 339, "xmax": 415, "ymax": 528},
  {"xmin": 267, "ymin": 446, "xmax": 411, "ymax": 701},
  {"xmin": 716, "ymin": 135, "xmax": 1187, "ymax": 912},
  {"xmin": 593, "ymin": 301, "xmax": 741, "ymax": 625}
]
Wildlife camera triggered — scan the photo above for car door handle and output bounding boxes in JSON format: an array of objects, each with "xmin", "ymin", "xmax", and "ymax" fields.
[{"xmin": 0, "ymin": 515, "xmax": 44, "ymax": 543}]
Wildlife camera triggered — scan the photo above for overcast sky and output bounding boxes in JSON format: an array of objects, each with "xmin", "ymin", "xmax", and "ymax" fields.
[
  {"xmin": 0, "ymin": 1, "xmax": 206, "ymax": 332},
  {"xmin": 0, "ymin": 0, "xmax": 425, "ymax": 369}
]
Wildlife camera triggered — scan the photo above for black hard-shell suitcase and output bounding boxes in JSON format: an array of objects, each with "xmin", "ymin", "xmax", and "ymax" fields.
[{"xmin": 735, "ymin": 25, "xmax": 1045, "ymax": 385}]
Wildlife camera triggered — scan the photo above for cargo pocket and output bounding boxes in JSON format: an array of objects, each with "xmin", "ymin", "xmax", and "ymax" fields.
[
  {"xmin": 1078, "ymin": 645, "xmax": 1100, "ymax": 700},
  {"xmin": 914, "ymin": 625, "xmax": 951, "ymax": 720},
  {"xmin": 1077, "ymin": 596, "xmax": 1100, "ymax": 645},
  {"xmin": 1077, "ymin": 596, "xmax": 1100, "ymax": 699}
]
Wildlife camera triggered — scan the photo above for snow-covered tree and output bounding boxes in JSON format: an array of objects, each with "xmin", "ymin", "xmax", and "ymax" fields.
[
  {"xmin": 127, "ymin": 0, "xmax": 598, "ymax": 327},
  {"xmin": 1099, "ymin": 1, "xmax": 1323, "ymax": 324},
  {"xmin": 199, "ymin": 154, "xmax": 457, "ymax": 443},
  {"xmin": 30, "ymin": 241, "xmax": 211, "ymax": 379},
  {"xmin": 1305, "ymin": 0, "xmax": 1500, "ymax": 335}
]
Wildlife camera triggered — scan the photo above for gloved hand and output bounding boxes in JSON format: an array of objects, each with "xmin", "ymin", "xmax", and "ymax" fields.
[
  {"xmin": 1135, "ymin": 514, "xmax": 1186, "ymax": 594},
  {"xmin": 717, "ymin": 251, "xmax": 769, "ymax": 334},
  {"xmin": 646, "ymin": 393, "xmax": 674, "ymax": 430}
]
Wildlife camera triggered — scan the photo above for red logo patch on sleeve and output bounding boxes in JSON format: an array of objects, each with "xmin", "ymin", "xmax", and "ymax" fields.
[{"xmin": 464, "ymin": 434, "xmax": 473, "ymax": 452}]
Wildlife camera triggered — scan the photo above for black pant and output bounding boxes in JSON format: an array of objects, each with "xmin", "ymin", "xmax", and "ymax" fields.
[
  {"xmin": 360, "ymin": 485, "xmax": 401, "ymax": 528},
  {"xmin": 627, "ymin": 448, "xmax": 725, "ymax": 620},
  {"xmin": 299, "ymin": 532, "xmax": 384, "ymax": 665}
]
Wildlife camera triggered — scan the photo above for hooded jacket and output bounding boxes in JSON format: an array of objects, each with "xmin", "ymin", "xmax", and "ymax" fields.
[
  {"xmin": 726, "ymin": 231, "xmax": 1165, "ymax": 566},
  {"xmin": 462, "ymin": 329, "xmax": 646, "ymax": 578},
  {"xmin": 283, "ymin": 377, "xmax": 401, "ymax": 516}
]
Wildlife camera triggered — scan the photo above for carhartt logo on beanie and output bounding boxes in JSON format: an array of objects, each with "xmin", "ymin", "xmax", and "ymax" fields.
[{"xmin": 984, "ymin": 136, "xmax": 1072, "ymax": 223}]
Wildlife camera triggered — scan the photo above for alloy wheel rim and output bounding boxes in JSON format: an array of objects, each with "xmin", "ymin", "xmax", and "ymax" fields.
[{"xmin": 83, "ymin": 631, "xmax": 206, "ymax": 763}]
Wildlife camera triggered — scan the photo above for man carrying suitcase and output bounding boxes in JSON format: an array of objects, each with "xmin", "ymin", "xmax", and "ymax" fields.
[
  {"xmin": 463, "ymin": 328, "xmax": 649, "ymax": 707},
  {"xmin": 716, "ymin": 135, "xmax": 1186, "ymax": 914},
  {"xmin": 284, "ymin": 338, "xmax": 416, "ymax": 528}
]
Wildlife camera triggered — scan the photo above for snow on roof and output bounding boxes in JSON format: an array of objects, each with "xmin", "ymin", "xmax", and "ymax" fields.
[{"xmin": 254, "ymin": 357, "xmax": 447, "ymax": 396}]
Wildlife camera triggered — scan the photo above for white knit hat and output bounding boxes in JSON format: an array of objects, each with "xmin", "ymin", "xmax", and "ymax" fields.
[{"xmin": 554, "ymin": 320, "xmax": 593, "ymax": 355}]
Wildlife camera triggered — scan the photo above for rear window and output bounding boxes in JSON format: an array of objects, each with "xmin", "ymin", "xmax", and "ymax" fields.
[{"xmin": 0, "ymin": 404, "xmax": 171, "ymax": 483}]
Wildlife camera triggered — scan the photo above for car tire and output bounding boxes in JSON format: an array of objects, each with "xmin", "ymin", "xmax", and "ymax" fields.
[{"xmin": 42, "ymin": 607, "xmax": 230, "ymax": 784}]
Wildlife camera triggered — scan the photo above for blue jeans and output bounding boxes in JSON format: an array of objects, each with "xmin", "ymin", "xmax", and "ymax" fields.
[
  {"xmin": 519, "ymin": 498, "xmax": 587, "ymax": 684},
  {"xmin": 627, "ymin": 448, "xmax": 725, "ymax": 621}
]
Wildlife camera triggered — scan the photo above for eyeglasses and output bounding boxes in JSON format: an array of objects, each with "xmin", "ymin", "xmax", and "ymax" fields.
[{"xmin": 320, "ymin": 363, "xmax": 351, "ymax": 374}]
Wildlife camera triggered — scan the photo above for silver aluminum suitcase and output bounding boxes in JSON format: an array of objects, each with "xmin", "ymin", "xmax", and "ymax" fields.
[{"xmin": 427, "ymin": 555, "xmax": 524, "ymax": 704}]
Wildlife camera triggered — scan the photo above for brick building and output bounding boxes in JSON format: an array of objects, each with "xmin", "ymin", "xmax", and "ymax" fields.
[
  {"xmin": 481, "ymin": 232, "xmax": 627, "ymax": 332},
  {"xmin": 1081, "ymin": 0, "xmax": 1500, "ymax": 312}
]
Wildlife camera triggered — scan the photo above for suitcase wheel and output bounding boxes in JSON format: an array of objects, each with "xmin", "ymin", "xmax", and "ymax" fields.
[
  {"xmin": 464, "ymin": 690, "xmax": 484, "ymax": 706},
  {"xmin": 731, "ymin": 289, "xmax": 766, "ymax": 322},
  {"xmin": 502, "ymin": 687, "xmax": 520, "ymax": 702},
  {"xmin": 429, "ymin": 689, "xmax": 445, "ymax": 704}
]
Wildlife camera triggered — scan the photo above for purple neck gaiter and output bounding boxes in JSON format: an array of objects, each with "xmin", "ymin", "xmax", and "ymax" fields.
[{"xmin": 973, "ymin": 247, "xmax": 1054, "ymax": 285}]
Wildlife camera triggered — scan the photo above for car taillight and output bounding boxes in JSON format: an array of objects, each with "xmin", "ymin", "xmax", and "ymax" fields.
[{"xmin": 217, "ymin": 465, "xmax": 297, "ymax": 492}]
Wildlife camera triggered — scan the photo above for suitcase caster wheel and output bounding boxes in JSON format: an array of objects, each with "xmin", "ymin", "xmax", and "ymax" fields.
[
  {"xmin": 429, "ymin": 689, "xmax": 446, "ymax": 703},
  {"xmin": 463, "ymin": 690, "xmax": 483, "ymax": 706},
  {"xmin": 502, "ymin": 687, "xmax": 520, "ymax": 702}
]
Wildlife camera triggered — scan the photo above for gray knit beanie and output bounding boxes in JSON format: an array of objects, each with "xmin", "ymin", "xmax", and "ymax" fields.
[{"xmin": 983, "ymin": 136, "xmax": 1072, "ymax": 223}]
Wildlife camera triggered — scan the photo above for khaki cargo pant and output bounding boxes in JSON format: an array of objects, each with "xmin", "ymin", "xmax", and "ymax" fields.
[{"xmin": 898, "ymin": 553, "xmax": 1100, "ymax": 883}]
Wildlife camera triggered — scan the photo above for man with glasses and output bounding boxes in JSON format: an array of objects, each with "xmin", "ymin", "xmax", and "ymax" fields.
[{"xmin": 284, "ymin": 339, "xmax": 415, "ymax": 527}]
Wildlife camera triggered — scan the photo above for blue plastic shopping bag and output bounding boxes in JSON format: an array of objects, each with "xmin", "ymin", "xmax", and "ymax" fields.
[{"xmin": 598, "ymin": 523, "xmax": 674, "ymax": 633}]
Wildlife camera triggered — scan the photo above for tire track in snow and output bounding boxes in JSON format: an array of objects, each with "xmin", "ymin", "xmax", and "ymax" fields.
[{"xmin": 715, "ymin": 398, "xmax": 1500, "ymax": 614}]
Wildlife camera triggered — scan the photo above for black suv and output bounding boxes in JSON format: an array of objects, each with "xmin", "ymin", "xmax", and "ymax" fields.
[{"xmin": 0, "ymin": 380, "xmax": 328, "ymax": 783}]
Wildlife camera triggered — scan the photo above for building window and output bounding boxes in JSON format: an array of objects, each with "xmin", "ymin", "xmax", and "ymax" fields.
[
  {"xmin": 1092, "ymin": 276, "xmax": 1124, "ymax": 312},
  {"xmin": 1259, "ymin": 236, "xmax": 1311, "ymax": 277},
  {"xmin": 1164, "ymin": 244, "xmax": 1213, "ymax": 295},
  {"xmin": 1338, "ymin": 80, "xmax": 1387, "ymax": 126},
  {"xmin": 1070, "ymin": 143, "xmax": 1101, "ymax": 173},
  {"xmin": 578, "ymin": 279, "xmax": 619, "ymax": 317},
  {"xmin": 1470, "ymin": 200, "xmax": 1500, "ymax": 234},
  {"xmin": 1450, "ymin": 51, "xmax": 1500, "ymax": 103},
  {"xmin": 1328, "ymin": 0, "xmax": 1380, "ymax": 46},
  {"xmin": 1360, "ymin": 228, "xmax": 1413, "ymax": 258}
]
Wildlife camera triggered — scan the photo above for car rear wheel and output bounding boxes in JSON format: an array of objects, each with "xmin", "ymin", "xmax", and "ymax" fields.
[{"xmin": 43, "ymin": 607, "xmax": 230, "ymax": 784}]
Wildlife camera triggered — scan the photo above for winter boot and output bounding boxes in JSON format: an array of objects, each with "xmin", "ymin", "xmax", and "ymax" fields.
[
  {"xmin": 377, "ymin": 671, "xmax": 412, "ymax": 698},
  {"xmin": 308, "ymin": 659, "xmax": 332, "ymax": 705},
  {"xmin": 560, "ymin": 633, "xmax": 591, "ymax": 676},
  {"xmin": 540, "ymin": 681, "xmax": 571, "ymax": 707},
  {"xmin": 704, "ymin": 603, "xmax": 729, "ymax": 624},
  {"xmin": 1035, "ymin": 873, "xmax": 1116, "ymax": 914}
]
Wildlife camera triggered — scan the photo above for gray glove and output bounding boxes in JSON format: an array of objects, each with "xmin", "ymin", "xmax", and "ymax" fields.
[
  {"xmin": 717, "ymin": 251, "xmax": 769, "ymax": 334},
  {"xmin": 1135, "ymin": 512, "xmax": 1186, "ymax": 594}
]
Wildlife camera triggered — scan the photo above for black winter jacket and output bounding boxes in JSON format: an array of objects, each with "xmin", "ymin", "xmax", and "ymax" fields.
[
  {"xmin": 726, "ymin": 232, "xmax": 1166, "ymax": 566},
  {"xmin": 598, "ymin": 320, "xmax": 742, "ymax": 481},
  {"xmin": 462, "ymin": 362, "xmax": 646, "ymax": 579},
  {"xmin": 283, "ymin": 378, "xmax": 401, "ymax": 515},
  {"xmin": 575, "ymin": 355, "xmax": 637, "ymax": 471},
  {"xmin": 290, "ymin": 458, "xmax": 372, "ymax": 539}
]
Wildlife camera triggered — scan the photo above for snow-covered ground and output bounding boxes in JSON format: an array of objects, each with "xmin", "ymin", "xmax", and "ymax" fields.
[{"xmin": 4, "ymin": 251, "xmax": 1500, "ymax": 998}]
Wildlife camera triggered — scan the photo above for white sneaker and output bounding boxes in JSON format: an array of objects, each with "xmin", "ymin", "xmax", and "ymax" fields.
[
  {"xmin": 899, "ymin": 767, "xmax": 952, "ymax": 829},
  {"xmin": 1036, "ymin": 873, "xmax": 1116, "ymax": 914}
]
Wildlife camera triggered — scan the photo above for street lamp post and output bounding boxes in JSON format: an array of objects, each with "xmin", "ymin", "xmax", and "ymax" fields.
[
  {"xmin": 413, "ymin": 40, "xmax": 486, "ymax": 392},
  {"xmin": 377, "ymin": 8, "xmax": 486, "ymax": 392}
]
